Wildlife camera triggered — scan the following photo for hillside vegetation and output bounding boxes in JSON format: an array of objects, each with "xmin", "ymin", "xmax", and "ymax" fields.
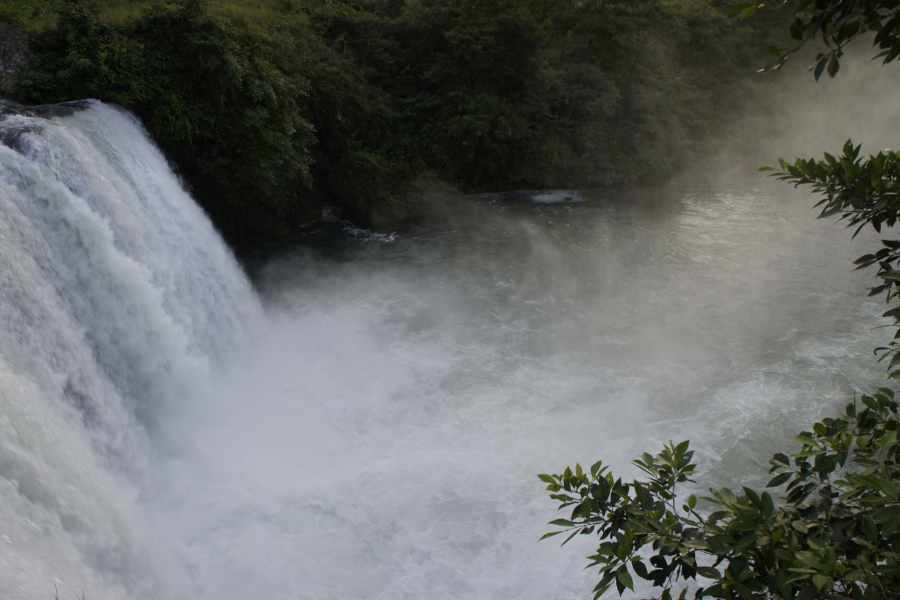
[{"xmin": 3, "ymin": 0, "xmax": 787, "ymax": 240}]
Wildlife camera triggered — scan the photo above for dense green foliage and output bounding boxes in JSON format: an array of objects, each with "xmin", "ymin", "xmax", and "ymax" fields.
[
  {"xmin": 541, "ymin": 2, "xmax": 900, "ymax": 599},
  {"xmin": 3, "ymin": 0, "xmax": 784, "ymax": 239},
  {"xmin": 0, "ymin": 0, "xmax": 49, "ymax": 24}
]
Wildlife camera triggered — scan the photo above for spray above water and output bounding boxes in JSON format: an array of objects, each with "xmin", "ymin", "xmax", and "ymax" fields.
[
  {"xmin": 0, "ymin": 99, "xmax": 894, "ymax": 600},
  {"xmin": 157, "ymin": 186, "xmax": 891, "ymax": 600}
]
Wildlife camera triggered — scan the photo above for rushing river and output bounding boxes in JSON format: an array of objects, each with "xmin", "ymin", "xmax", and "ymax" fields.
[{"xmin": 0, "ymin": 100, "xmax": 893, "ymax": 600}]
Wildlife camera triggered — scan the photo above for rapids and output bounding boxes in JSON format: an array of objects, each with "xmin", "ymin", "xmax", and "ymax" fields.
[{"xmin": 0, "ymin": 100, "xmax": 891, "ymax": 599}]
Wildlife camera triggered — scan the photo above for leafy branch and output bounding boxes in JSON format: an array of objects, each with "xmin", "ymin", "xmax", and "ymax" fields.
[
  {"xmin": 731, "ymin": 0, "xmax": 900, "ymax": 80},
  {"xmin": 763, "ymin": 141, "xmax": 900, "ymax": 376},
  {"xmin": 541, "ymin": 389, "xmax": 900, "ymax": 599}
]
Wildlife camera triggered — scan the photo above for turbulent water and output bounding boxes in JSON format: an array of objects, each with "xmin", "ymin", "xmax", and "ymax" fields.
[{"xmin": 0, "ymin": 101, "xmax": 893, "ymax": 600}]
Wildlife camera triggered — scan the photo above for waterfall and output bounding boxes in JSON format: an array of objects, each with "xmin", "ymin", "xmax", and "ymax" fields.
[
  {"xmin": 0, "ymin": 100, "xmax": 260, "ymax": 600},
  {"xmin": 0, "ymin": 98, "xmax": 891, "ymax": 600}
]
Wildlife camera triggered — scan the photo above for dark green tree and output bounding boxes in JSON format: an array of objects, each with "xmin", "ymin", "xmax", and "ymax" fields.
[
  {"xmin": 6, "ymin": 0, "xmax": 798, "ymax": 234},
  {"xmin": 14, "ymin": 0, "xmax": 316, "ymax": 239}
]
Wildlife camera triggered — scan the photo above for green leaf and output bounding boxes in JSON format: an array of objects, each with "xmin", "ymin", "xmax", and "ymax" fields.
[
  {"xmin": 548, "ymin": 519, "xmax": 574, "ymax": 527},
  {"xmin": 770, "ymin": 453, "xmax": 791, "ymax": 468},
  {"xmin": 696, "ymin": 566, "xmax": 721, "ymax": 579},
  {"xmin": 766, "ymin": 473, "xmax": 793, "ymax": 487},
  {"xmin": 884, "ymin": 516, "xmax": 900, "ymax": 538},
  {"xmin": 827, "ymin": 54, "xmax": 840, "ymax": 77},
  {"xmin": 812, "ymin": 454, "xmax": 839, "ymax": 473},
  {"xmin": 785, "ymin": 571, "xmax": 812, "ymax": 584},
  {"xmin": 775, "ymin": 569, "xmax": 791, "ymax": 598},
  {"xmin": 762, "ymin": 492, "xmax": 775, "ymax": 517},
  {"xmin": 794, "ymin": 434, "xmax": 820, "ymax": 448},
  {"xmin": 790, "ymin": 448, "xmax": 826, "ymax": 458},
  {"xmin": 617, "ymin": 570, "xmax": 634, "ymax": 592},
  {"xmin": 814, "ymin": 56, "xmax": 827, "ymax": 80},
  {"xmin": 719, "ymin": 488, "xmax": 738, "ymax": 505},
  {"xmin": 731, "ymin": 533, "xmax": 759, "ymax": 553},
  {"xmin": 631, "ymin": 559, "xmax": 649, "ymax": 580},
  {"xmin": 863, "ymin": 514, "xmax": 878, "ymax": 543},
  {"xmin": 732, "ymin": 582, "xmax": 755, "ymax": 600},
  {"xmin": 877, "ymin": 477, "xmax": 899, "ymax": 498},
  {"xmin": 743, "ymin": 487, "xmax": 763, "ymax": 510},
  {"xmin": 813, "ymin": 574, "xmax": 832, "ymax": 592}
]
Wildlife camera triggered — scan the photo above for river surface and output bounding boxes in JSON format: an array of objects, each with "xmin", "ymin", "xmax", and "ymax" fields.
[
  {"xmin": 178, "ymin": 187, "xmax": 889, "ymax": 600},
  {"xmin": 0, "ymin": 101, "xmax": 892, "ymax": 600}
]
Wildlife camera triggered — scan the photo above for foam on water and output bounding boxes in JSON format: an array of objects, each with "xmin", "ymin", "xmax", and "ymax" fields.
[
  {"xmin": 151, "ymin": 189, "xmax": 889, "ymax": 599},
  {"xmin": 0, "ymin": 101, "xmax": 892, "ymax": 600}
]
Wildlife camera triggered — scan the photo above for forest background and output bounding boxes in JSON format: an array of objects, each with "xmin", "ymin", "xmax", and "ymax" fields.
[{"xmin": 1, "ymin": 0, "xmax": 789, "ymax": 241}]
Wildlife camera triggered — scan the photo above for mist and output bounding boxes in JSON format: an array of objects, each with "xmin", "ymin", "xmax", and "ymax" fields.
[
  {"xmin": 134, "ymin": 185, "xmax": 891, "ymax": 599},
  {"xmin": 702, "ymin": 37, "xmax": 900, "ymax": 187}
]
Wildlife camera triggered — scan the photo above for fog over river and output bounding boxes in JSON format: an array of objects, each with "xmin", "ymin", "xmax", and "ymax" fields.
[{"xmin": 0, "ymin": 100, "xmax": 894, "ymax": 600}]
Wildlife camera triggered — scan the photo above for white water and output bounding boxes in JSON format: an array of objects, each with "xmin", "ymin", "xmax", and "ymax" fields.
[
  {"xmin": 0, "ymin": 101, "xmax": 892, "ymax": 600},
  {"xmin": 0, "ymin": 101, "xmax": 259, "ymax": 599}
]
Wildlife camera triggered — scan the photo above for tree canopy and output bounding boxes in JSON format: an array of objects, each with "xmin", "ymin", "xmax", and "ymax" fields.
[{"xmin": 5, "ymin": 0, "xmax": 787, "ymax": 239}]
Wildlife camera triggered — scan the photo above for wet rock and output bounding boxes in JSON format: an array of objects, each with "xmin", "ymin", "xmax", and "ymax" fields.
[
  {"xmin": 0, "ymin": 98, "xmax": 90, "ymax": 118},
  {"xmin": 0, "ymin": 100, "xmax": 91, "ymax": 148}
]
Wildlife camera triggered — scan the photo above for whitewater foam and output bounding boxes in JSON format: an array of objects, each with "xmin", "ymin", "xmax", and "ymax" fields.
[{"xmin": 0, "ymin": 101, "xmax": 259, "ymax": 599}]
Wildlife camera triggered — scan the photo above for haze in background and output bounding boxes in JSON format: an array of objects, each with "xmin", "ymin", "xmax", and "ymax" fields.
[{"xmin": 707, "ymin": 39, "xmax": 900, "ymax": 183}]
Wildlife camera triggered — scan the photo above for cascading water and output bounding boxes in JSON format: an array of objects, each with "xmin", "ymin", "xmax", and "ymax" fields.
[
  {"xmin": 0, "ymin": 99, "xmax": 893, "ymax": 600},
  {"xmin": 0, "ymin": 100, "xmax": 260, "ymax": 599}
]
